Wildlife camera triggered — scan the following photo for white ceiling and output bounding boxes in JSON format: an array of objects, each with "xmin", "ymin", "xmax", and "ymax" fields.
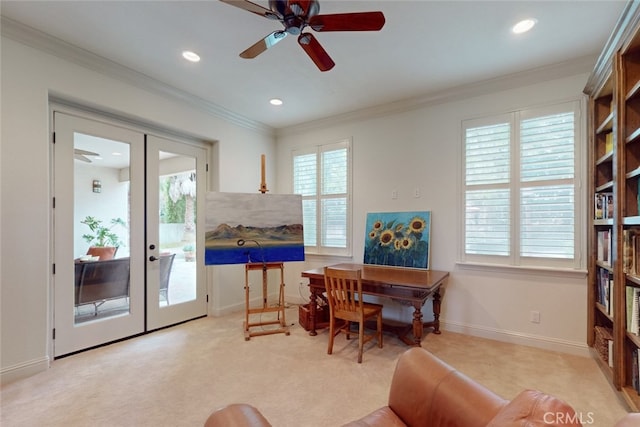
[{"xmin": 0, "ymin": 0, "xmax": 629, "ymax": 130}]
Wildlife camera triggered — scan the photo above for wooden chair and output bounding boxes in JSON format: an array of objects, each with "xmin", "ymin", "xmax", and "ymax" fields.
[{"xmin": 324, "ymin": 267, "xmax": 383, "ymax": 363}]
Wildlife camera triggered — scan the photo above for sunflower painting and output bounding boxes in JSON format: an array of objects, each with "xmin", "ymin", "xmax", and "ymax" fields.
[{"xmin": 364, "ymin": 211, "xmax": 431, "ymax": 269}]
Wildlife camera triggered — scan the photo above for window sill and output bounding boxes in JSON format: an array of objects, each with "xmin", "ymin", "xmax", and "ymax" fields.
[
  {"xmin": 304, "ymin": 253, "xmax": 353, "ymax": 263},
  {"xmin": 455, "ymin": 261, "xmax": 588, "ymax": 280}
]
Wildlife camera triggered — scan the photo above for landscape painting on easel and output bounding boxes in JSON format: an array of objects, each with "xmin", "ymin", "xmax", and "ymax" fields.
[
  {"xmin": 204, "ymin": 192, "xmax": 305, "ymax": 265},
  {"xmin": 363, "ymin": 211, "xmax": 431, "ymax": 269}
]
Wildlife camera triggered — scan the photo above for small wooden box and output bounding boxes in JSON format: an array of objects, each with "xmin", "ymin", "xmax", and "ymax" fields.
[
  {"xmin": 299, "ymin": 303, "xmax": 329, "ymax": 331},
  {"xmin": 594, "ymin": 326, "xmax": 613, "ymax": 364}
]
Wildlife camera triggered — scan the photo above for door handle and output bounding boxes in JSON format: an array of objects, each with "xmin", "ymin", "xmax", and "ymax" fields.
[{"xmin": 149, "ymin": 256, "xmax": 159, "ymax": 262}]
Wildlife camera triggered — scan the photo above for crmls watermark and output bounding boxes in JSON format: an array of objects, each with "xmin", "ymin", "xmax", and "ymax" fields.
[{"xmin": 543, "ymin": 412, "xmax": 595, "ymax": 425}]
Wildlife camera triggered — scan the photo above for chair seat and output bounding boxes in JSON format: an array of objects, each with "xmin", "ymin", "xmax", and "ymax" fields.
[{"xmin": 335, "ymin": 302, "xmax": 383, "ymax": 322}]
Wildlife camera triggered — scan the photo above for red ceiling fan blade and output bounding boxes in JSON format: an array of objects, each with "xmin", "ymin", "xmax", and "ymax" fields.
[
  {"xmin": 298, "ymin": 33, "xmax": 335, "ymax": 72},
  {"xmin": 309, "ymin": 11, "xmax": 385, "ymax": 32},
  {"xmin": 240, "ymin": 31, "xmax": 288, "ymax": 58},
  {"xmin": 219, "ymin": 0, "xmax": 281, "ymax": 19}
]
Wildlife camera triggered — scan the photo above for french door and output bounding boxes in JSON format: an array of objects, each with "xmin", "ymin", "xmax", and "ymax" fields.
[{"xmin": 52, "ymin": 110, "xmax": 207, "ymax": 357}]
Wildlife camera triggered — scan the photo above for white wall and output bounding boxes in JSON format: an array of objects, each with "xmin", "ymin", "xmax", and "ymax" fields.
[
  {"xmin": 276, "ymin": 73, "xmax": 590, "ymax": 356},
  {"xmin": 0, "ymin": 36, "xmax": 276, "ymax": 383}
]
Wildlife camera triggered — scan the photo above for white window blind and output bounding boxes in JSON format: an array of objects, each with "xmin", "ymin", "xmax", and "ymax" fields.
[
  {"xmin": 293, "ymin": 139, "xmax": 351, "ymax": 255},
  {"xmin": 462, "ymin": 101, "xmax": 580, "ymax": 268}
]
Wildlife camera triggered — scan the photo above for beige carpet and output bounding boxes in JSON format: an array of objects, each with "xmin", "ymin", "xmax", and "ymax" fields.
[{"xmin": 0, "ymin": 306, "xmax": 630, "ymax": 427}]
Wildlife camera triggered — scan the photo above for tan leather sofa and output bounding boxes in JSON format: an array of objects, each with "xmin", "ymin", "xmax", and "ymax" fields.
[{"xmin": 204, "ymin": 347, "xmax": 630, "ymax": 426}]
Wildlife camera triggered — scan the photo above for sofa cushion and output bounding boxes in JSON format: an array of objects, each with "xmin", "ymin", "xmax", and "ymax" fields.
[
  {"xmin": 342, "ymin": 406, "xmax": 407, "ymax": 427},
  {"xmin": 486, "ymin": 389, "xmax": 582, "ymax": 427}
]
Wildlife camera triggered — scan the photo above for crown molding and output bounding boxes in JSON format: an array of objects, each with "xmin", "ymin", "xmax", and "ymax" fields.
[
  {"xmin": 1, "ymin": 16, "xmax": 275, "ymax": 136},
  {"xmin": 277, "ymin": 54, "xmax": 596, "ymax": 137},
  {"xmin": 583, "ymin": 0, "xmax": 640, "ymax": 96}
]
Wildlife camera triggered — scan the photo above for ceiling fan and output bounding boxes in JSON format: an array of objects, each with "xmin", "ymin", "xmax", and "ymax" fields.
[
  {"xmin": 74, "ymin": 148, "xmax": 100, "ymax": 163},
  {"xmin": 220, "ymin": 0, "xmax": 385, "ymax": 71}
]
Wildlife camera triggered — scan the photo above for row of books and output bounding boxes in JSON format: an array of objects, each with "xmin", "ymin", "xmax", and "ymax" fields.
[
  {"xmin": 595, "ymin": 192, "xmax": 614, "ymax": 220},
  {"xmin": 627, "ymin": 286, "xmax": 640, "ymax": 335},
  {"xmin": 597, "ymin": 267, "xmax": 614, "ymax": 316},
  {"xmin": 597, "ymin": 229, "xmax": 612, "ymax": 266},
  {"xmin": 631, "ymin": 348, "xmax": 640, "ymax": 395},
  {"xmin": 622, "ymin": 229, "xmax": 640, "ymax": 275}
]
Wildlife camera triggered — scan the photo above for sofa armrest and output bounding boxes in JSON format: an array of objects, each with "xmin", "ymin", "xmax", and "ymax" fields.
[
  {"xmin": 204, "ymin": 403, "xmax": 271, "ymax": 427},
  {"xmin": 387, "ymin": 348, "xmax": 507, "ymax": 427}
]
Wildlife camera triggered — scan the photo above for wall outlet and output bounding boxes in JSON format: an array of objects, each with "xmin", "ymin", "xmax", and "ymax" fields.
[
  {"xmin": 530, "ymin": 310, "xmax": 540, "ymax": 323},
  {"xmin": 414, "ymin": 187, "xmax": 420, "ymax": 198},
  {"xmin": 391, "ymin": 189, "xmax": 398, "ymax": 199}
]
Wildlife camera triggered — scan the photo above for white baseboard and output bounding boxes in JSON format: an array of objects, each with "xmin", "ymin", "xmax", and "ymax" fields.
[
  {"xmin": 441, "ymin": 320, "xmax": 590, "ymax": 357},
  {"xmin": 1, "ymin": 356, "xmax": 50, "ymax": 385}
]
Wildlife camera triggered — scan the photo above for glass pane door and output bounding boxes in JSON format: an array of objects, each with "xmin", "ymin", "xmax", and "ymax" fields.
[
  {"xmin": 53, "ymin": 112, "xmax": 145, "ymax": 357},
  {"xmin": 146, "ymin": 135, "xmax": 207, "ymax": 330}
]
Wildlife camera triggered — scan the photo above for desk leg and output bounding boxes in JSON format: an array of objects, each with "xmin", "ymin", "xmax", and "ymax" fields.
[
  {"xmin": 432, "ymin": 290, "xmax": 441, "ymax": 334},
  {"xmin": 422, "ymin": 289, "xmax": 442, "ymax": 335},
  {"xmin": 411, "ymin": 302, "xmax": 424, "ymax": 346},
  {"xmin": 309, "ymin": 288, "xmax": 319, "ymax": 336}
]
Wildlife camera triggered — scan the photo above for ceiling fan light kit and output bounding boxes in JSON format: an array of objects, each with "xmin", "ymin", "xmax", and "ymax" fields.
[{"xmin": 220, "ymin": 0, "xmax": 385, "ymax": 71}]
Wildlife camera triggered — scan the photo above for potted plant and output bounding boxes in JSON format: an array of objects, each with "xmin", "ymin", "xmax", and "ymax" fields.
[
  {"xmin": 183, "ymin": 243, "xmax": 195, "ymax": 262},
  {"xmin": 81, "ymin": 216, "xmax": 126, "ymax": 260}
]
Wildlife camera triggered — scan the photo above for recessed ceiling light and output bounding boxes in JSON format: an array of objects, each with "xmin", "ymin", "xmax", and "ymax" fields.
[
  {"xmin": 512, "ymin": 18, "xmax": 537, "ymax": 34},
  {"xmin": 270, "ymin": 98, "xmax": 283, "ymax": 106},
  {"xmin": 182, "ymin": 50, "xmax": 201, "ymax": 62}
]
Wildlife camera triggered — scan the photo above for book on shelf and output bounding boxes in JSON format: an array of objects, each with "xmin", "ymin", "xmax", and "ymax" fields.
[
  {"xmin": 598, "ymin": 267, "xmax": 614, "ymax": 315},
  {"xmin": 621, "ymin": 228, "xmax": 640, "ymax": 275},
  {"xmin": 594, "ymin": 193, "xmax": 614, "ymax": 220},
  {"xmin": 634, "ymin": 349, "xmax": 639, "ymax": 393},
  {"xmin": 624, "ymin": 229, "xmax": 634, "ymax": 273},
  {"xmin": 633, "ymin": 349, "xmax": 640, "ymax": 396},
  {"xmin": 597, "ymin": 229, "xmax": 611, "ymax": 265},
  {"xmin": 605, "ymin": 132, "xmax": 613, "ymax": 154},
  {"xmin": 631, "ymin": 348, "xmax": 640, "ymax": 391},
  {"xmin": 609, "ymin": 339, "xmax": 614, "ymax": 368},
  {"xmin": 627, "ymin": 286, "xmax": 640, "ymax": 335}
]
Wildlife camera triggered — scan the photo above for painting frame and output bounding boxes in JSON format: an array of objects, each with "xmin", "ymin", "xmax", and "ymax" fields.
[
  {"xmin": 204, "ymin": 192, "xmax": 305, "ymax": 265},
  {"xmin": 363, "ymin": 211, "xmax": 431, "ymax": 270}
]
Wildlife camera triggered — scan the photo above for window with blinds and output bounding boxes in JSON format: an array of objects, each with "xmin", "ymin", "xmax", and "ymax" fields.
[
  {"xmin": 293, "ymin": 139, "xmax": 351, "ymax": 255},
  {"xmin": 462, "ymin": 101, "xmax": 580, "ymax": 268}
]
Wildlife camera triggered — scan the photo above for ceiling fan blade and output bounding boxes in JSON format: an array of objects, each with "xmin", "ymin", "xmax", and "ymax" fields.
[
  {"xmin": 74, "ymin": 148, "xmax": 99, "ymax": 156},
  {"xmin": 74, "ymin": 153, "xmax": 92, "ymax": 163},
  {"xmin": 298, "ymin": 33, "xmax": 335, "ymax": 72},
  {"xmin": 219, "ymin": 0, "xmax": 281, "ymax": 19},
  {"xmin": 240, "ymin": 31, "xmax": 287, "ymax": 59},
  {"xmin": 309, "ymin": 12, "xmax": 385, "ymax": 32}
]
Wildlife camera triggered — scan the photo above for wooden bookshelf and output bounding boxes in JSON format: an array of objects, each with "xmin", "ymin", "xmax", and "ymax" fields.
[{"xmin": 585, "ymin": 1, "xmax": 640, "ymax": 411}]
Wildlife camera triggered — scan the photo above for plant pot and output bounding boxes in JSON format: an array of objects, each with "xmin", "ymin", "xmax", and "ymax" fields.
[
  {"xmin": 86, "ymin": 246, "xmax": 118, "ymax": 260},
  {"xmin": 184, "ymin": 251, "xmax": 195, "ymax": 262}
]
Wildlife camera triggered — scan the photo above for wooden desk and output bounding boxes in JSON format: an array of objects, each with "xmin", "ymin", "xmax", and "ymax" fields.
[{"xmin": 301, "ymin": 263, "xmax": 449, "ymax": 346}]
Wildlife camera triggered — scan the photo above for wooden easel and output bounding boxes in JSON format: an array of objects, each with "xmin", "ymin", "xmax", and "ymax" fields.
[
  {"xmin": 243, "ymin": 261, "xmax": 290, "ymax": 340},
  {"xmin": 243, "ymin": 154, "xmax": 290, "ymax": 340}
]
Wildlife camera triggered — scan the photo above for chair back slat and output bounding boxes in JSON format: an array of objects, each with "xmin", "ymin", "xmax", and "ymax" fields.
[{"xmin": 324, "ymin": 267, "xmax": 363, "ymax": 315}]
